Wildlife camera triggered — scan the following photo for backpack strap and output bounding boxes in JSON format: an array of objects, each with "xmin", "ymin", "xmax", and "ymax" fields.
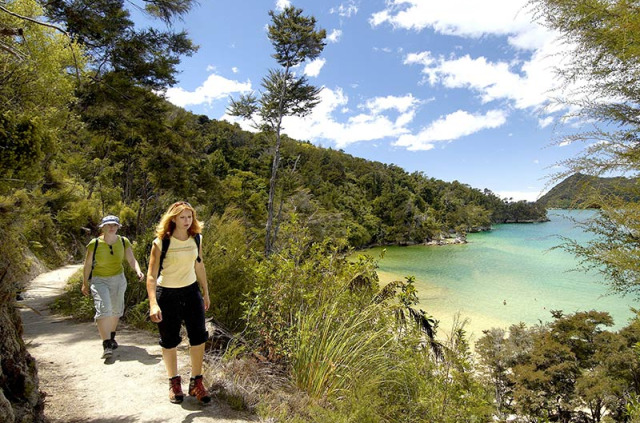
[
  {"xmin": 194, "ymin": 233, "xmax": 202, "ymax": 263},
  {"xmin": 121, "ymin": 235, "xmax": 125, "ymax": 249},
  {"xmin": 157, "ymin": 237, "xmax": 171, "ymax": 278},
  {"xmin": 88, "ymin": 238, "xmax": 99, "ymax": 280}
]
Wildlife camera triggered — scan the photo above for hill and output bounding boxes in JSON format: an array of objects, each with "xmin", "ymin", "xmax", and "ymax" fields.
[{"xmin": 538, "ymin": 173, "xmax": 639, "ymax": 208}]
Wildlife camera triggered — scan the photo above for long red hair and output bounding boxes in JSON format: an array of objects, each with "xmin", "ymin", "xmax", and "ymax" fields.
[{"xmin": 155, "ymin": 202, "xmax": 202, "ymax": 240}]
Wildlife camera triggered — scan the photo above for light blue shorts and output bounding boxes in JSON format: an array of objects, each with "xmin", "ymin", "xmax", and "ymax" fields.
[{"xmin": 90, "ymin": 273, "xmax": 127, "ymax": 319}]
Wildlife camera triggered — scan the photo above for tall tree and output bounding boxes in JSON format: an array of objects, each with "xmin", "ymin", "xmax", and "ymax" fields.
[
  {"xmin": 41, "ymin": 0, "xmax": 198, "ymax": 223},
  {"xmin": 529, "ymin": 0, "xmax": 640, "ymax": 296},
  {"xmin": 228, "ymin": 6, "xmax": 326, "ymax": 256}
]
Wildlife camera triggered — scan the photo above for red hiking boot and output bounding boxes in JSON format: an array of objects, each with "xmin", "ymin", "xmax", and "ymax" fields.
[
  {"xmin": 188, "ymin": 375, "xmax": 211, "ymax": 403},
  {"xmin": 169, "ymin": 376, "xmax": 184, "ymax": 404}
]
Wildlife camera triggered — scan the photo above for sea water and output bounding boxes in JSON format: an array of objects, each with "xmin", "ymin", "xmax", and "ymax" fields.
[{"xmin": 362, "ymin": 210, "xmax": 638, "ymax": 341}]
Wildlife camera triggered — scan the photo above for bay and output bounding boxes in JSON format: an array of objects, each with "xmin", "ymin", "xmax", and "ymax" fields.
[{"xmin": 362, "ymin": 209, "xmax": 637, "ymax": 341}]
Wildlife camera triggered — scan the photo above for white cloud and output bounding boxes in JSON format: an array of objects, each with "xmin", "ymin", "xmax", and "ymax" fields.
[
  {"xmin": 275, "ymin": 0, "xmax": 290, "ymax": 11},
  {"xmin": 364, "ymin": 94, "xmax": 419, "ymax": 114},
  {"xmin": 206, "ymin": 65, "xmax": 216, "ymax": 72},
  {"xmin": 404, "ymin": 50, "xmax": 561, "ymax": 111},
  {"xmin": 330, "ymin": 1, "xmax": 358, "ymax": 18},
  {"xmin": 495, "ymin": 190, "xmax": 544, "ymax": 202},
  {"xmin": 327, "ymin": 29, "xmax": 342, "ymax": 43},
  {"xmin": 231, "ymin": 67, "xmax": 239, "ymax": 73},
  {"xmin": 165, "ymin": 74, "xmax": 252, "ymax": 108},
  {"xmin": 393, "ymin": 109, "xmax": 508, "ymax": 151},
  {"xmin": 304, "ymin": 58, "xmax": 326, "ymax": 78},
  {"xmin": 370, "ymin": 0, "xmax": 543, "ymax": 48},
  {"xmin": 223, "ymin": 86, "xmax": 504, "ymax": 153},
  {"xmin": 373, "ymin": 0, "xmax": 582, "ymax": 122},
  {"xmin": 538, "ymin": 116, "xmax": 554, "ymax": 128},
  {"xmin": 274, "ymin": 89, "xmax": 421, "ymax": 148}
]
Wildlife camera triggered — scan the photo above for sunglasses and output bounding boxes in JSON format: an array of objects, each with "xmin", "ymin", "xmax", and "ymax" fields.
[{"xmin": 109, "ymin": 245, "xmax": 114, "ymax": 255}]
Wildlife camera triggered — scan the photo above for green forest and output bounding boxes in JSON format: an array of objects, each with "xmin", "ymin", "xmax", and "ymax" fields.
[
  {"xmin": 539, "ymin": 173, "xmax": 640, "ymax": 209},
  {"xmin": 2, "ymin": 0, "xmax": 640, "ymax": 422}
]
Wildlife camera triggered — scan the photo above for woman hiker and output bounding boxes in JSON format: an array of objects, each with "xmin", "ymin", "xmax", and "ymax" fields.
[
  {"xmin": 146, "ymin": 201, "xmax": 212, "ymax": 404},
  {"xmin": 82, "ymin": 215, "xmax": 145, "ymax": 359}
]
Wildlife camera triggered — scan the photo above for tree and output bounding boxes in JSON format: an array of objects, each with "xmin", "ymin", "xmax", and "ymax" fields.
[
  {"xmin": 228, "ymin": 6, "xmax": 326, "ymax": 256},
  {"xmin": 0, "ymin": 0, "xmax": 87, "ymax": 419},
  {"xmin": 528, "ymin": 0, "xmax": 640, "ymax": 296}
]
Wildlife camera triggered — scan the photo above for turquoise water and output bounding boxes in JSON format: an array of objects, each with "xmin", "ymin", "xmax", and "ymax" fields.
[{"xmin": 363, "ymin": 210, "xmax": 637, "ymax": 339}]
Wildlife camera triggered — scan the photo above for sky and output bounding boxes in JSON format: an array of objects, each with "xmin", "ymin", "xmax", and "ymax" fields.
[{"xmin": 144, "ymin": 0, "xmax": 588, "ymax": 201}]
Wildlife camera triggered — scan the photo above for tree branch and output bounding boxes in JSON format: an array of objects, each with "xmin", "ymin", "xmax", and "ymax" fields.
[
  {"xmin": 0, "ymin": 5, "xmax": 68, "ymax": 36},
  {"xmin": 0, "ymin": 40, "xmax": 25, "ymax": 59},
  {"xmin": 0, "ymin": 5, "xmax": 82, "ymax": 84}
]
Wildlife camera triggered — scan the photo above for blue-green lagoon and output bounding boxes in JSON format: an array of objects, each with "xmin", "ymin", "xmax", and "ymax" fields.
[{"xmin": 363, "ymin": 210, "xmax": 637, "ymax": 340}]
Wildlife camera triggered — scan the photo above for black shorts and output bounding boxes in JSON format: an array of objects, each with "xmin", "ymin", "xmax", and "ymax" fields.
[{"xmin": 156, "ymin": 282, "xmax": 208, "ymax": 349}]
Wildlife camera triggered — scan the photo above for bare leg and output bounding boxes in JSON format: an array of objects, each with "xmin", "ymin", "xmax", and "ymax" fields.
[
  {"xmin": 189, "ymin": 343, "xmax": 205, "ymax": 376},
  {"xmin": 110, "ymin": 317, "xmax": 119, "ymax": 333},
  {"xmin": 162, "ymin": 347, "xmax": 179, "ymax": 378},
  {"xmin": 96, "ymin": 316, "xmax": 118, "ymax": 340}
]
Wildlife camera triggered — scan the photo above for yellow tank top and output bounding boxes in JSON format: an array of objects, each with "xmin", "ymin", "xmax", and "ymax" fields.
[{"xmin": 154, "ymin": 236, "xmax": 198, "ymax": 288}]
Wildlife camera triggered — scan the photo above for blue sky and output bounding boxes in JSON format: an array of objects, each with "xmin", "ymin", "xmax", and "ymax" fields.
[{"xmin": 150, "ymin": 0, "xmax": 586, "ymax": 201}]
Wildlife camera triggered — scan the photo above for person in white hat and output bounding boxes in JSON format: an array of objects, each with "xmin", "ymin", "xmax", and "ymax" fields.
[{"xmin": 81, "ymin": 215, "xmax": 145, "ymax": 359}]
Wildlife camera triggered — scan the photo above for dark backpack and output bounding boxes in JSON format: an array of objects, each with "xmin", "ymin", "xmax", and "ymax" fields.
[
  {"xmin": 157, "ymin": 233, "xmax": 202, "ymax": 278},
  {"xmin": 88, "ymin": 236, "xmax": 126, "ymax": 280}
]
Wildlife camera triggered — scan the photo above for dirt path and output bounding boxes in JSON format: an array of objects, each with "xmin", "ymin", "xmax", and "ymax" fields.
[{"xmin": 20, "ymin": 265, "xmax": 256, "ymax": 423}]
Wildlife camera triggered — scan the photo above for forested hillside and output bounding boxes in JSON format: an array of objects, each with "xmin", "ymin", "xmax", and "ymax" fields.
[{"xmin": 538, "ymin": 173, "xmax": 639, "ymax": 208}]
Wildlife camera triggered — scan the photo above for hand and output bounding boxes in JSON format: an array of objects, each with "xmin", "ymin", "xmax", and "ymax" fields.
[
  {"xmin": 149, "ymin": 304, "xmax": 162, "ymax": 323},
  {"xmin": 81, "ymin": 284, "xmax": 89, "ymax": 296},
  {"xmin": 203, "ymin": 293, "xmax": 210, "ymax": 311},
  {"xmin": 136, "ymin": 269, "xmax": 145, "ymax": 281}
]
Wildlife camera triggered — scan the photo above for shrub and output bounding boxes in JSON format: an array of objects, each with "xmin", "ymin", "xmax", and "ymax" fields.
[
  {"xmin": 202, "ymin": 208, "xmax": 258, "ymax": 331},
  {"xmin": 291, "ymin": 302, "xmax": 394, "ymax": 401}
]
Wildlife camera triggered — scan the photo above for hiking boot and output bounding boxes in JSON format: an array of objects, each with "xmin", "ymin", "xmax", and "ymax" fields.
[
  {"xmin": 188, "ymin": 375, "xmax": 211, "ymax": 403},
  {"xmin": 110, "ymin": 332, "xmax": 118, "ymax": 349},
  {"xmin": 169, "ymin": 376, "xmax": 184, "ymax": 404},
  {"xmin": 102, "ymin": 339, "xmax": 113, "ymax": 359}
]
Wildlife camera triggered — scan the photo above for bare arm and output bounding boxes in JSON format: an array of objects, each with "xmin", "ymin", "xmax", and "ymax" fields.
[
  {"xmin": 194, "ymin": 237, "xmax": 210, "ymax": 311},
  {"xmin": 81, "ymin": 246, "xmax": 93, "ymax": 296},
  {"xmin": 147, "ymin": 241, "xmax": 162, "ymax": 322},
  {"xmin": 125, "ymin": 245, "xmax": 145, "ymax": 280}
]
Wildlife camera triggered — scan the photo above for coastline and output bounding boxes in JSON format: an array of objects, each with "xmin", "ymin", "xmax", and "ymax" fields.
[{"xmin": 375, "ymin": 269, "xmax": 513, "ymax": 344}]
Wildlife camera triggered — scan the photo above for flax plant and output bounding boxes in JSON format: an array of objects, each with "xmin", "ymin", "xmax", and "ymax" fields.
[{"xmin": 291, "ymin": 301, "xmax": 395, "ymax": 401}]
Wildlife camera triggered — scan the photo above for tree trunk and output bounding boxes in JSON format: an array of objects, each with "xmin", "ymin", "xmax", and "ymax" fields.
[{"xmin": 264, "ymin": 131, "xmax": 282, "ymax": 256}]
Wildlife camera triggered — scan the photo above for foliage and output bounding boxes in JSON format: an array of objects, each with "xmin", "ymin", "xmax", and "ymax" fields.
[
  {"xmin": 529, "ymin": 0, "xmax": 640, "ymax": 297},
  {"xmin": 239, "ymin": 220, "xmax": 493, "ymax": 422},
  {"xmin": 242, "ymin": 219, "xmax": 377, "ymax": 361},
  {"xmin": 476, "ymin": 310, "xmax": 640, "ymax": 422},
  {"xmin": 538, "ymin": 173, "xmax": 640, "ymax": 209},
  {"xmin": 0, "ymin": 0, "xmax": 88, "ymax": 281},
  {"xmin": 201, "ymin": 208, "xmax": 258, "ymax": 331},
  {"xmin": 50, "ymin": 270, "xmax": 95, "ymax": 319},
  {"xmin": 291, "ymin": 302, "xmax": 394, "ymax": 401}
]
